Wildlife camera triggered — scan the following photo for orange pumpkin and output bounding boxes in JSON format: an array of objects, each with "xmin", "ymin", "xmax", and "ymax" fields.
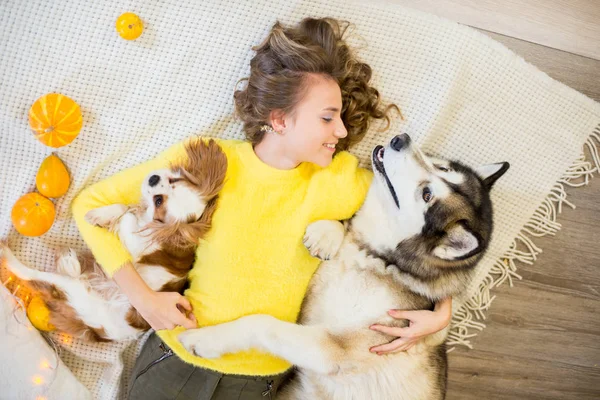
[
  {"xmin": 29, "ymin": 93, "xmax": 82, "ymax": 148},
  {"xmin": 36, "ymin": 153, "xmax": 70, "ymax": 198},
  {"xmin": 11, "ymin": 193, "xmax": 56, "ymax": 237},
  {"xmin": 116, "ymin": 12, "xmax": 144, "ymax": 40},
  {"xmin": 27, "ymin": 296, "xmax": 56, "ymax": 331}
]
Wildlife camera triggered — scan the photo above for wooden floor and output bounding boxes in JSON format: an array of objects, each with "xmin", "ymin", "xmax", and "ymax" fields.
[{"xmin": 382, "ymin": 1, "xmax": 600, "ymax": 399}]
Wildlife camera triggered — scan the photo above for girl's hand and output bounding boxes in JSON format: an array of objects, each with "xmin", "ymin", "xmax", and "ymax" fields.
[
  {"xmin": 134, "ymin": 290, "xmax": 198, "ymax": 331},
  {"xmin": 369, "ymin": 297, "xmax": 452, "ymax": 354},
  {"xmin": 112, "ymin": 261, "xmax": 197, "ymax": 331}
]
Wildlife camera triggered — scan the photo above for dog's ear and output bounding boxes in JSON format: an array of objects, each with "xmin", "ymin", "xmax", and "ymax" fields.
[
  {"xmin": 149, "ymin": 197, "xmax": 218, "ymax": 250},
  {"xmin": 474, "ymin": 162, "xmax": 510, "ymax": 189},
  {"xmin": 433, "ymin": 224, "xmax": 480, "ymax": 261},
  {"xmin": 168, "ymin": 218, "xmax": 211, "ymax": 250},
  {"xmin": 173, "ymin": 138, "xmax": 227, "ymax": 199}
]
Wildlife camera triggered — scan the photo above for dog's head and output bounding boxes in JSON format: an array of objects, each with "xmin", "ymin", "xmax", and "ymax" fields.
[
  {"xmin": 141, "ymin": 168, "xmax": 206, "ymax": 224},
  {"xmin": 140, "ymin": 139, "xmax": 227, "ymax": 250},
  {"xmin": 356, "ymin": 134, "xmax": 509, "ymax": 280}
]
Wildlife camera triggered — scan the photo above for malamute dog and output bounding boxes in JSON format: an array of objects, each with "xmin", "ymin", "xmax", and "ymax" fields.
[{"xmin": 179, "ymin": 134, "xmax": 509, "ymax": 399}]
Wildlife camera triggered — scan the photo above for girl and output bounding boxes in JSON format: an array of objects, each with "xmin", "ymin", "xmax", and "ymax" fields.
[{"xmin": 72, "ymin": 17, "xmax": 452, "ymax": 399}]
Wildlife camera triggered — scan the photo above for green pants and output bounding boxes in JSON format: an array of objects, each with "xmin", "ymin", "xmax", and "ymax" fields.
[{"xmin": 128, "ymin": 333, "xmax": 291, "ymax": 400}]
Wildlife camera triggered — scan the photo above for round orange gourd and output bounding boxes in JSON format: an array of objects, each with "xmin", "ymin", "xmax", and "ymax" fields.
[
  {"xmin": 11, "ymin": 193, "xmax": 56, "ymax": 237},
  {"xmin": 29, "ymin": 93, "xmax": 82, "ymax": 148},
  {"xmin": 27, "ymin": 296, "xmax": 56, "ymax": 332},
  {"xmin": 116, "ymin": 12, "xmax": 144, "ymax": 40},
  {"xmin": 36, "ymin": 153, "xmax": 70, "ymax": 198}
]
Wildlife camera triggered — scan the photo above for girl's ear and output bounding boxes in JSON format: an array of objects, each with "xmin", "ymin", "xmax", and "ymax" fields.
[{"xmin": 269, "ymin": 109, "xmax": 287, "ymax": 133}]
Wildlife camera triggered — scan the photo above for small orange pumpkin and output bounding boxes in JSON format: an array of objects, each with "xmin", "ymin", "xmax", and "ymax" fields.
[
  {"xmin": 11, "ymin": 193, "xmax": 56, "ymax": 237},
  {"xmin": 36, "ymin": 153, "xmax": 70, "ymax": 198},
  {"xmin": 29, "ymin": 93, "xmax": 83, "ymax": 148},
  {"xmin": 27, "ymin": 296, "xmax": 56, "ymax": 331},
  {"xmin": 116, "ymin": 12, "xmax": 144, "ymax": 40}
]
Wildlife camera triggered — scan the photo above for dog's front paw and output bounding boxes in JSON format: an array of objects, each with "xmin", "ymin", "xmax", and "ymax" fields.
[
  {"xmin": 304, "ymin": 220, "xmax": 345, "ymax": 260},
  {"xmin": 178, "ymin": 327, "xmax": 232, "ymax": 359},
  {"xmin": 85, "ymin": 204, "xmax": 129, "ymax": 229}
]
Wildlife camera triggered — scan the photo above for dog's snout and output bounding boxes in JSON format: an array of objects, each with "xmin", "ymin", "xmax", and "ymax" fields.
[
  {"xmin": 148, "ymin": 175, "xmax": 160, "ymax": 187},
  {"xmin": 390, "ymin": 134, "xmax": 411, "ymax": 151}
]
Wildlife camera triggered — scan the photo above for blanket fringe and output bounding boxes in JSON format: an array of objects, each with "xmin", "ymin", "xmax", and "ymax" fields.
[{"xmin": 447, "ymin": 125, "xmax": 600, "ymax": 350}]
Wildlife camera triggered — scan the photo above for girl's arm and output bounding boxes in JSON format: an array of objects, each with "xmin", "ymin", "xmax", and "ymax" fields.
[
  {"xmin": 307, "ymin": 152, "xmax": 373, "ymax": 222},
  {"xmin": 369, "ymin": 297, "xmax": 453, "ymax": 354}
]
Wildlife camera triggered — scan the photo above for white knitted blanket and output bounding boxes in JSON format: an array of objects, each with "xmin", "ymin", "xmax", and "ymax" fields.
[{"xmin": 1, "ymin": 0, "xmax": 599, "ymax": 398}]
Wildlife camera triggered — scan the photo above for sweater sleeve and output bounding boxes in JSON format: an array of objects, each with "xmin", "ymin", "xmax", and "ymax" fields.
[
  {"xmin": 307, "ymin": 152, "xmax": 373, "ymax": 222},
  {"xmin": 71, "ymin": 139, "xmax": 195, "ymax": 277}
]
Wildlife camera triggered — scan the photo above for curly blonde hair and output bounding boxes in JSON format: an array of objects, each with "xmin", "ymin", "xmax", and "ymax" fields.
[{"xmin": 234, "ymin": 17, "xmax": 398, "ymax": 152}]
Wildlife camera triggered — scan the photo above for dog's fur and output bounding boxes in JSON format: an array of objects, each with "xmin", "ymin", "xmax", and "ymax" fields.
[
  {"xmin": 0, "ymin": 139, "xmax": 227, "ymax": 342},
  {"xmin": 178, "ymin": 134, "xmax": 509, "ymax": 399}
]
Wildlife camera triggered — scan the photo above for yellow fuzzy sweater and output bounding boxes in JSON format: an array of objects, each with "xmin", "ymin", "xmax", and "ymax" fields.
[{"xmin": 72, "ymin": 138, "xmax": 372, "ymax": 376}]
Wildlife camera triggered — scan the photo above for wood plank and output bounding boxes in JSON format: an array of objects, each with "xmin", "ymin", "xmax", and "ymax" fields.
[
  {"xmin": 379, "ymin": 0, "xmax": 600, "ymax": 60},
  {"xmin": 448, "ymin": 349, "xmax": 600, "ymax": 400}
]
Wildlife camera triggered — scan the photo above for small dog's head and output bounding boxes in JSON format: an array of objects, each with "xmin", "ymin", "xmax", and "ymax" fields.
[
  {"xmin": 141, "ymin": 168, "xmax": 206, "ymax": 224},
  {"xmin": 360, "ymin": 133, "xmax": 509, "ymax": 279},
  {"xmin": 141, "ymin": 139, "xmax": 227, "ymax": 250}
]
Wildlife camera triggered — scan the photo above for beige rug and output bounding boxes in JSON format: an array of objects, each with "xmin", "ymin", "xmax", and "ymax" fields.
[{"xmin": 1, "ymin": 0, "xmax": 599, "ymax": 398}]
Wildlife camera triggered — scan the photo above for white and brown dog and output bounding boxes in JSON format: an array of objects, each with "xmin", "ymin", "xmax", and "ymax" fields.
[{"xmin": 0, "ymin": 139, "xmax": 226, "ymax": 342}]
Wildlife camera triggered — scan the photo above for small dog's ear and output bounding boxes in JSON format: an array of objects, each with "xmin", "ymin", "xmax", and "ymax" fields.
[
  {"xmin": 172, "ymin": 139, "xmax": 227, "ymax": 199},
  {"xmin": 474, "ymin": 162, "xmax": 510, "ymax": 189},
  {"xmin": 150, "ymin": 198, "xmax": 218, "ymax": 250},
  {"xmin": 433, "ymin": 224, "xmax": 480, "ymax": 261}
]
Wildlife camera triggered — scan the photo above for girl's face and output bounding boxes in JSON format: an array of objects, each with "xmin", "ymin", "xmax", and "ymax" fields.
[{"xmin": 275, "ymin": 75, "xmax": 348, "ymax": 167}]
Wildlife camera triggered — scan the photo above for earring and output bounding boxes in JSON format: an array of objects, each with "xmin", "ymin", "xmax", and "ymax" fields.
[{"xmin": 260, "ymin": 124, "xmax": 280, "ymax": 135}]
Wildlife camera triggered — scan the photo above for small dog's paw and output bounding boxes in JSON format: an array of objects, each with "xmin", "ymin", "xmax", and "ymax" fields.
[
  {"xmin": 85, "ymin": 204, "xmax": 129, "ymax": 228},
  {"xmin": 56, "ymin": 248, "xmax": 81, "ymax": 277},
  {"xmin": 178, "ymin": 328, "xmax": 228, "ymax": 359},
  {"xmin": 303, "ymin": 220, "xmax": 345, "ymax": 260}
]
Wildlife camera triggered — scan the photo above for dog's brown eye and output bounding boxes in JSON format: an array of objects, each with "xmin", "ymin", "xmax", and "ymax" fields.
[
  {"xmin": 153, "ymin": 195, "xmax": 163, "ymax": 207},
  {"xmin": 168, "ymin": 178, "xmax": 182, "ymax": 184},
  {"xmin": 423, "ymin": 187, "xmax": 433, "ymax": 203}
]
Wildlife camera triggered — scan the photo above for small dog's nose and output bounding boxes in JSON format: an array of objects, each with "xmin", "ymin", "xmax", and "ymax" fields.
[
  {"xmin": 148, "ymin": 175, "xmax": 160, "ymax": 187},
  {"xmin": 390, "ymin": 134, "xmax": 411, "ymax": 151}
]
